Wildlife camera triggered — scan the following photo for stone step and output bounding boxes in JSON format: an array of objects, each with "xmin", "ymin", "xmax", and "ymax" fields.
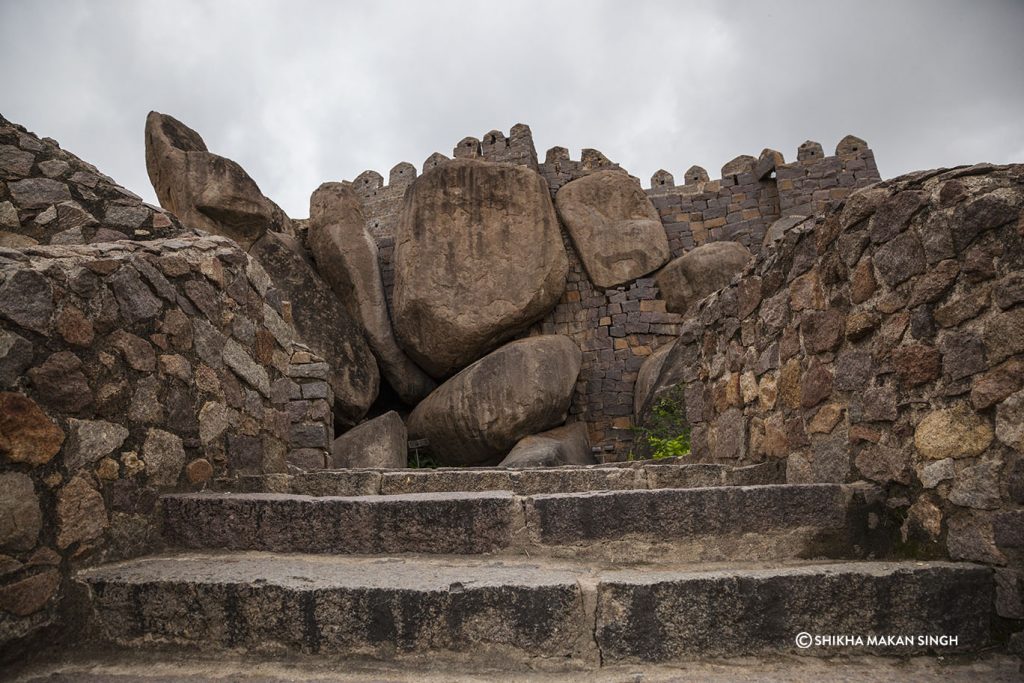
[
  {"xmin": 76, "ymin": 553, "xmax": 993, "ymax": 666},
  {"xmin": 596, "ymin": 562, "xmax": 993, "ymax": 662},
  {"xmin": 161, "ymin": 483, "xmax": 883, "ymax": 561},
  {"xmin": 222, "ymin": 460, "xmax": 786, "ymax": 497}
]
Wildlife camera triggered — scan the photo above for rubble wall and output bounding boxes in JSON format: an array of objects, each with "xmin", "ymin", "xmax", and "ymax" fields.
[
  {"xmin": 644, "ymin": 164, "xmax": 1024, "ymax": 609},
  {"xmin": 0, "ymin": 120, "xmax": 334, "ymax": 648}
]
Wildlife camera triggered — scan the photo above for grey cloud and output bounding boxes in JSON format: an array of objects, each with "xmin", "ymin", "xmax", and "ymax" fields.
[{"xmin": 2, "ymin": 0, "xmax": 1022, "ymax": 217}]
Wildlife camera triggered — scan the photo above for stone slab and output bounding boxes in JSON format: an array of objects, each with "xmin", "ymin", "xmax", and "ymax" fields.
[
  {"xmin": 75, "ymin": 554, "xmax": 993, "ymax": 666},
  {"xmin": 525, "ymin": 484, "xmax": 861, "ymax": 561},
  {"xmin": 162, "ymin": 484, "xmax": 869, "ymax": 562},
  {"xmin": 220, "ymin": 462, "xmax": 785, "ymax": 497},
  {"xmin": 596, "ymin": 562, "xmax": 992, "ymax": 661},
  {"xmin": 79, "ymin": 553, "xmax": 589, "ymax": 661},
  {"xmin": 161, "ymin": 491, "xmax": 518, "ymax": 554}
]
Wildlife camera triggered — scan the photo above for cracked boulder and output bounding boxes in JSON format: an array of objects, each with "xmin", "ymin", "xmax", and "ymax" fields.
[{"xmin": 308, "ymin": 182, "xmax": 435, "ymax": 404}]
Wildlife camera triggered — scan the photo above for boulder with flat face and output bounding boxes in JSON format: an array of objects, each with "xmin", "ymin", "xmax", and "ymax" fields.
[
  {"xmin": 634, "ymin": 341, "xmax": 675, "ymax": 417},
  {"xmin": 308, "ymin": 183, "xmax": 435, "ymax": 405},
  {"xmin": 332, "ymin": 411, "xmax": 407, "ymax": 469},
  {"xmin": 408, "ymin": 336, "xmax": 581, "ymax": 466},
  {"xmin": 656, "ymin": 241, "xmax": 752, "ymax": 314},
  {"xmin": 500, "ymin": 422, "xmax": 594, "ymax": 468},
  {"xmin": 555, "ymin": 169, "xmax": 670, "ymax": 288},
  {"xmin": 145, "ymin": 111, "xmax": 289, "ymax": 250},
  {"xmin": 392, "ymin": 159, "xmax": 567, "ymax": 378},
  {"xmin": 249, "ymin": 231, "xmax": 378, "ymax": 426}
]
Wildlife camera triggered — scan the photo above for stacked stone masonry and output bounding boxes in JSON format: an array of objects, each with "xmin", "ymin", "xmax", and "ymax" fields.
[
  {"xmin": 350, "ymin": 127, "xmax": 880, "ymax": 456},
  {"xmin": 0, "ymin": 228, "xmax": 332, "ymax": 645},
  {"xmin": 0, "ymin": 115, "xmax": 189, "ymax": 247},
  {"xmin": 640, "ymin": 162, "xmax": 1024, "ymax": 605},
  {"xmin": 646, "ymin": 135, "xmax": 881, "ymax": 257},
  {"xmin": 3, "ymin": 110, "xmax": 1024, "ymax": 667}
]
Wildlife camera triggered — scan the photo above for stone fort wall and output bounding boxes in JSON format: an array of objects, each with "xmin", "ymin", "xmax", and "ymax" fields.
[
  {"xmin": 346, "ymin": 127, "xmax": 881, "ymax": 457},
  {"xmin": 640, "ymin": 163, "xmax": 1024, "ymax": 595}
]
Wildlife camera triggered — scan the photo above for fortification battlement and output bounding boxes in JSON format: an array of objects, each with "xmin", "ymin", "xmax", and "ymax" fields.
[
  {"xmin": 645, "ymin": 134, "xmax": 874, "ymax": 193},
  {"xmin": 344, "ymin": 128, "xmax": 879, "ymax": 258},
  {"xmin": 538, "ymin": 146, "xmax": 625, "ymax": 196},
  {"xmin": 347, "ymin": 124, "xmax": 539, "ymax": 208},
  {"xmin": 642, "ymin": 134, "xmax": 880, "ymax": 255},
  {"xmin": 541, "ymin": 145, "xmax": 619, "ymax": 170},
  {"xmin": 453, "ymin": 124, "xmax": 539, "ymax": 170}
]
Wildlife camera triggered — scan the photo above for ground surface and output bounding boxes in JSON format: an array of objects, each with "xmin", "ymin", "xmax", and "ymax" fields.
[{"xmin": 9, "ymin": 648, "xmax": 1022, "ymax": 682}]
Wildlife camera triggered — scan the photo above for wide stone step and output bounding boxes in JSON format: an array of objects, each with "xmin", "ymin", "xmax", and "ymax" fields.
[
  {"xmin": 597, "ymin": 562, "xmax": 993, "ymax": 662},
  {"xmin": 223, "ymin": 460, "xmax": 786, "ymax": 497},
  {"xmin": 161, "ymin": 483, "xmax": 881, "ymax": 561},
  {"xmin": 76, "ymin": 553, "xmax": 992, "ymax": 665},
  {"xmin": 162, "ymin": 491, "xmax": 518, "ymax": 555}
]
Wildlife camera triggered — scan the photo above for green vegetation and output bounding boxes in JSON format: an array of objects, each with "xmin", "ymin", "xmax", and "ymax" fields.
[
  {"xmin": 644, "ymin": 431, "xmax": 692, "ymax": 459},
  {"xmin": 630, "ymin": 385, "xmax": 691, "ymax": 460}
]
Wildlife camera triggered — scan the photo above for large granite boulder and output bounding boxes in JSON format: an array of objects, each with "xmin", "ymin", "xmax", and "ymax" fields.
[
  {"xmin": 249, "ymin": 231, "xmax": 379, "ymax": 425},
  {"xmin": 145, "ymin": 111, "xmax": 290, "ymax": 250},
  {"xmin": 554, "ymin": 169, "xmax": 670, "ymax": 288},
  {"xmin": 392, "ymin": 159, "xmax": 568, "ymax": 378},
  {"xmin": 656, "ymin": 241, "xmax": 752, "ymax": 314},
  {"xmin": 332, "ymin": 411, "xmax": 407, "ymax": 469},
  {"xmin": 499, "ymin": 422, "xmax": 594, "ymax": 468},
  {"xmin": 408, "ymin": 335, "xmax": 581, "ymax": 466},
  {"xmin": 308, "ymin": 183, "xmax": 435, "ymax": 405}
]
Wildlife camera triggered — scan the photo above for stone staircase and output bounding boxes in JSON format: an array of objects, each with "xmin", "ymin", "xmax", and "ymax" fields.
[{"xmin": 64, "ymin": 462, "xmax": 997, "ymax": 675}]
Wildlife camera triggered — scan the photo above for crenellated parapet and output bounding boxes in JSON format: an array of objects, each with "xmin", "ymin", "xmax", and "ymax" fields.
[
  {"xmin": 478, "ymin": 124, "xmax": 539, "ymax": 170},
  {"xmin": 349, "ymin": 166, "xmax": 405, "ymax": 244},
  {"xmin": 645, "ymin": 135, "xmax": 881, "ymax": 256},
  {"xmin": 450, "ymin": 124, "xmax": 539, "ymax": 171},
  {"xmin": 685, "ymin": 165, "xmax": 710, "ymax": 184},
  {"xmin": 422, "ymin": 152, "xmax": 449, "ymax": 172},
  {"xmin": 774, "ymin": 135, "xmax": 880, "ymax": 217},
  {"xmin": 538, "ymin": 146, "xmax": 623, "ymax": 196}
]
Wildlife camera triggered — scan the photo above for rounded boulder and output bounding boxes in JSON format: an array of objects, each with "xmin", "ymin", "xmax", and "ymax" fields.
[
  {"xmin": 555, "ymin": 169, "xmax": 670, "ymax": 288},
  {"xmin": 392, "ymin": 159, "xmax": 568, "ymax": 378},
  {"xmin": 656, "ymin": 241, "xmax": 752, "ymax": 314},
  {"xmin": 408, "ymin": 335, "xmax": 582, "ymax": 466}
]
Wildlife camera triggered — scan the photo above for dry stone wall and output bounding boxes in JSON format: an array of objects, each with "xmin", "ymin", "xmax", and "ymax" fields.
[
  {"xmin": 641, "ymin": 164, "xmax": 1024, "ymax": 599},
  {"xmin": 346, "ymin": 128, "xmax": 880, "ymax": 457},
  {"xmin": 1, "ymin": 115, "xmax": 189, "ymax": 247},
  {"xmin": 0, "ymin": 120, "xmax": 334, "ymax": 649}
]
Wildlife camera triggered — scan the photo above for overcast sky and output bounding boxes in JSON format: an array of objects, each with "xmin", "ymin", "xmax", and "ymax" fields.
[{"xmin": 2, "ymin": 0, "xmax": 1023, "ymax": 217}]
